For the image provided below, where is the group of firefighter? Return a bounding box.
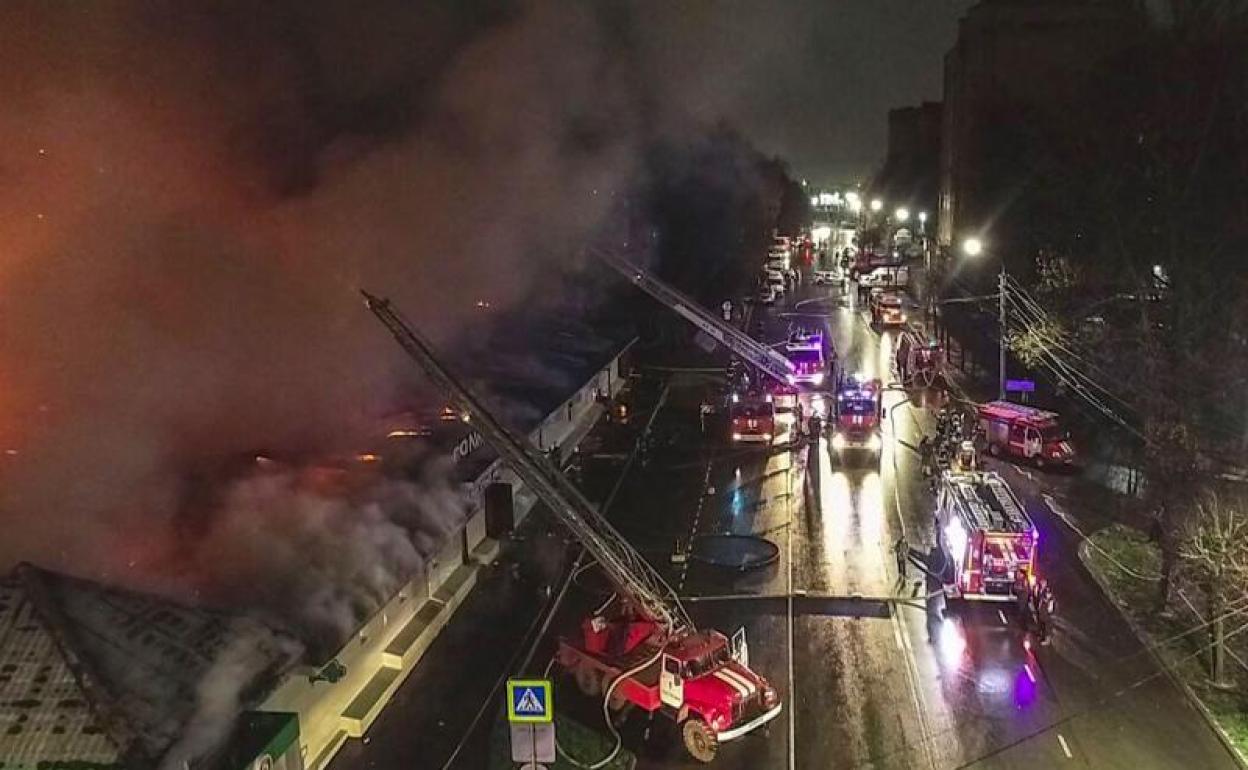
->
[918,404,981,481]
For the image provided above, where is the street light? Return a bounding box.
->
[895,208,910,223]
[958,236,1003,398]
[848,197,863,214]
[869,199,883,213]
[918,211,928,224]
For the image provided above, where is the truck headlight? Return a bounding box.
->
[732,433,743,442]
[763,685,780,707]
[831,433,846,451]
[867,434,882,452]
[811,372,825,385]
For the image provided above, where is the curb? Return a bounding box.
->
[1077,539,1248,769]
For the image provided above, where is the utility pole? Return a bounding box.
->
[998,266,1007,400]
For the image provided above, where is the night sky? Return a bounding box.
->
[661,0,976,184]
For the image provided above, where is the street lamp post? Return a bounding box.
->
[962,237,1007,400]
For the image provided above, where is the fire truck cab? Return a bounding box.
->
[936,470,1038,602]
[976,400,1075,469]
[830,375,883,463]
[729,389,776,444]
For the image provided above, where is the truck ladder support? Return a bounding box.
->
[362,291,692,634]
[595,250,797,387]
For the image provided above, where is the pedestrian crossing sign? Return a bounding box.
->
[506,678,553,724]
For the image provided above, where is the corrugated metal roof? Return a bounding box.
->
[0,564,300,768]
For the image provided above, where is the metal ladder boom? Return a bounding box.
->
[362,291,692,633]
[596,250,797,387]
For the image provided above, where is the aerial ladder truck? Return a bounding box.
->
[363,291,782,763]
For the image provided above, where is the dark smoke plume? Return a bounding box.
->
[0,0,805,682]
[0,0,639,601]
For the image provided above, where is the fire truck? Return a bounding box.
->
[976,400,1076,469]
[869,291,907,328]
[364,293,781,762]
[935,470,1038,603]
[783,329,832,388]
[728,389,775,444]
[829,375,883,463]
[895,329,945,389]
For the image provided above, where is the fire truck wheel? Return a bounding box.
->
[1034,455,1047,470]
[988,443,1001,457]
[681,717,719,763]
[574,662,601,696]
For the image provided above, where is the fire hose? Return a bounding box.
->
[544,625,670,769]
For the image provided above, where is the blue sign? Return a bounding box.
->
[507,679,553,724]
[1005,379,1036,393]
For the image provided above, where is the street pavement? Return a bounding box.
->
[583,276,1240,769]
[333,273,1242,770]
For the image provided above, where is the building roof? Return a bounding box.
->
[377,301,635,484]
[0,563,301,769]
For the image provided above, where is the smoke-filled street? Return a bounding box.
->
[5,3,1248,770]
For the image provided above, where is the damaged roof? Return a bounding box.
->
[0,563,300,769]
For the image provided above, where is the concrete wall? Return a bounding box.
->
[262,342,632,769]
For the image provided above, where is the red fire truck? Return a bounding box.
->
[565,614,779,761]
[729,390,776,444]
[783,329,831,387]
[829,375,883,463]
[976,400,1075,469]
[936,470,1038,602]
[869,291,907,328]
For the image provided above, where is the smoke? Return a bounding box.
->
[0,0,643,587]
[158,617,304,770]
[0,2,823,764]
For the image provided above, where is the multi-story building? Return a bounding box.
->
[938,0,1141,253]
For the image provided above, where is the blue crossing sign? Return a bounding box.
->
[506,678,553,724]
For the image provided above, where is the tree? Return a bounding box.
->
[1180,492,1248,686]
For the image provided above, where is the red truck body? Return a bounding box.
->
[557,616,782,761]
[830,376,882,462]
[977,400,1075,468]
[729,391,776,444]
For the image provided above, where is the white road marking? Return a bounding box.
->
[893,619,904,651]
[1058,733,1073,759]
[998,610,1008,625]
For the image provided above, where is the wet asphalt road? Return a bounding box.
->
[599,278,1239,769]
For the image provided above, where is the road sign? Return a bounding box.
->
[510,722,555,764]
[507,679,553,724]
[1005,378,1036,393]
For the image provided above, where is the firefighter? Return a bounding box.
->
[894,536,909,579]
[919,435,935,478]
[955,440,977,472]
[1032,579,1056,645]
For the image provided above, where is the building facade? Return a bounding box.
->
[938,0,1141,251]
[873,101,942,218]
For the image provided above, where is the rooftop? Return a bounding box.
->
[0,563,300,769]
